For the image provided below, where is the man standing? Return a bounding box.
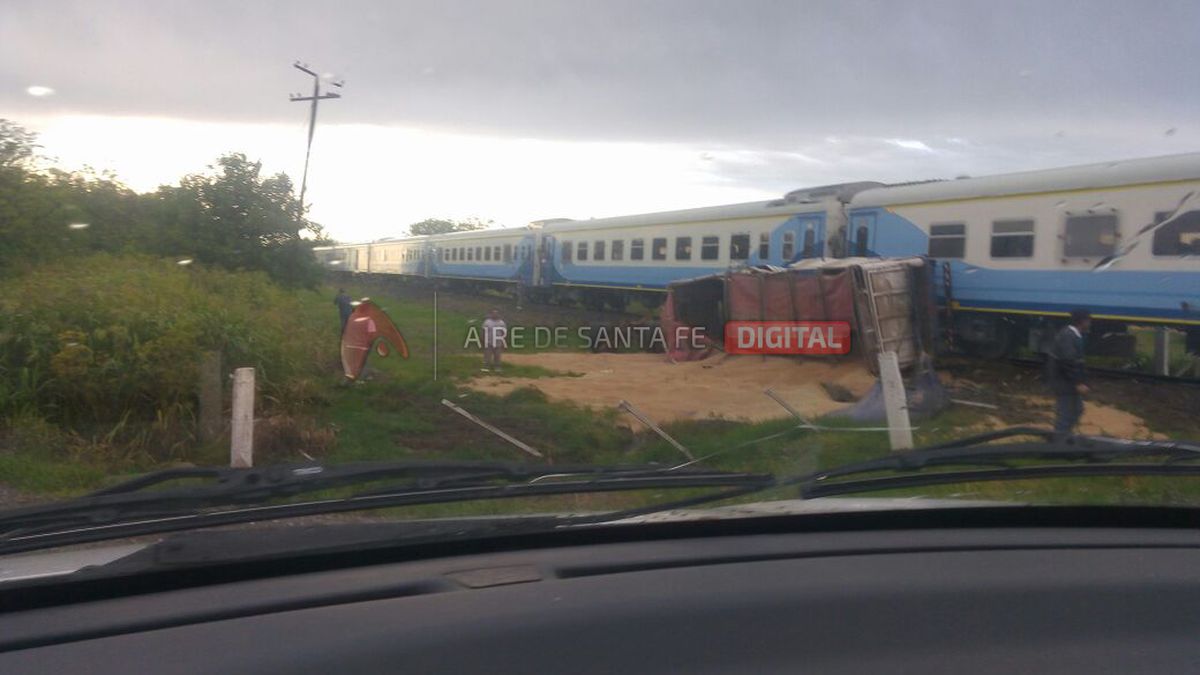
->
[334,289,354,335]
[1048,308,1091,439]
[482,308,507,372]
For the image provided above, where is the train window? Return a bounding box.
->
[561,241,572,263]
[730,234,750,260]
[484,247,492,261]
[473,246,481,261]
[631,238,645,260]
[701,236,719,260]
[612,240,624,261]
[782,231,795,260]
[854,226,869,256]
[594,241,606,261]
[577,241,588,261]
[493,246,501,261]
[503,244,512,263]
[928,223,966,258]
[652,238,667,260]
[1152,210,1200,256]
[990,219,1035,258]
[675,236,693,260]
[758,233,770,259]
[1063,214,1117,257]
[803,225,816,257]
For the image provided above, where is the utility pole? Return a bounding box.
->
[289,61,343,218]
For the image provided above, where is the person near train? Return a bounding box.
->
[482,308,507,372]
[334,288,354,335]
[1047,308,1091,439]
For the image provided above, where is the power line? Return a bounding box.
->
[289,61,343,219]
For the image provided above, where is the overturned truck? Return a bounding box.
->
[663,257,938,374]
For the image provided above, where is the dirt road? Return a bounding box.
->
[469,352,1170,439]
[469,352,878,426]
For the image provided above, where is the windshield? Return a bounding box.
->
[2,0,1200,561]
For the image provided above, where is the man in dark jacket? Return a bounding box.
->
[334,289,354,335]
[1048,308,1091,439]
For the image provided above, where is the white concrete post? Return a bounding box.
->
[231,367,255,468]
[1153,328,1171,376]
[878,351,913,451]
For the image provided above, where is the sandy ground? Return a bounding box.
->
[468,352,1166,439]
[1026,394,1166,439]
[468,352,878,426]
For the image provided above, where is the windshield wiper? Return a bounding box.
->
[0,460,773,555]
[795,427,1200,499]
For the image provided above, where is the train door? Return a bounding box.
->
[794,215,824,261]
[849,212,876,257]
[533,234,551,287]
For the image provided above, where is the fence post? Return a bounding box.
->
[231,367,255,468]
[878,351,913,451]
[197,351,222,443]
[1153,328,1171,376]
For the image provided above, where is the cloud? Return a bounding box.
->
[3,0,1199,146]
[887,139,935,152]
[4,0,1199,238]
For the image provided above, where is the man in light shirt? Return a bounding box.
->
[482,308,507,373]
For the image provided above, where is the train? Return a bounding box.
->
[316,152,1200,357]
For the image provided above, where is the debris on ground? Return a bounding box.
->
[468,353,877,426]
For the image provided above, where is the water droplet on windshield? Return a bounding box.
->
[176,258,193,265]
[68,222,89,230]
[1165,127,1178,137]
[1054,200,1068,209]
[26,85,54,97]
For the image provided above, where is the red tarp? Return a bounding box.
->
[664,268,857,361]
[727,269,855,323]
[660,288,716,362]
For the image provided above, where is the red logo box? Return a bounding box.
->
[724,321,852,355]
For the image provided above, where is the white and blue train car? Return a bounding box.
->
[426,226,538,284]
[537,182,878,308]
[846,153,1200,354]
[318,152,1199,356]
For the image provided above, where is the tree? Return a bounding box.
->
[152,153,323,287]
[407,217,493,236]
[0,119,38,169]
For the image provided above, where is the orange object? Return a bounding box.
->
[340,299,410,380]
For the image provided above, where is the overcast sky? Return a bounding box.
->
[4,0,1198,240]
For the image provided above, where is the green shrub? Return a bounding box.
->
[0,254,332,461]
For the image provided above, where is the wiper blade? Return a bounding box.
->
[0,460,772,555]
[797,427,1200,499]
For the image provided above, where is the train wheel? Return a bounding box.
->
[956,314,1013,359]
[639,293,665,310]
[605,294,628,313]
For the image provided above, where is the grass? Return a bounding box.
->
[4,275,1199,516]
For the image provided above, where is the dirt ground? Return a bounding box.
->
[469,352,879,427]
[469,352,1173,439]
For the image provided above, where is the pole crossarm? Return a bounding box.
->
[288,61,343,218]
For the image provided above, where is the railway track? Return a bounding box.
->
[1002,356,1200,387]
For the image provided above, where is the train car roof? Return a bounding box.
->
[540,197,827,234]
[851,152,1200,208]
[426,226,534,243]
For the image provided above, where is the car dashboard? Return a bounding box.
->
[2,507,1200,674]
